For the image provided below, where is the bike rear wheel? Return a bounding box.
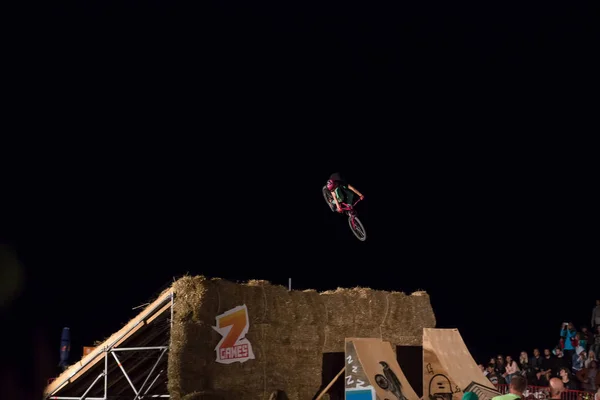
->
[348,215,367,241]
[322,186,335,211]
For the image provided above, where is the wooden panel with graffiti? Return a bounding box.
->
[423,347,461,400]
[345,338,420,400]
[422,329,500,400]
[345,338,376,400]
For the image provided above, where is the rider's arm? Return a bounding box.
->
[348,184,364,198]
[331,190,342,212]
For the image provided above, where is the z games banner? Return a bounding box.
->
[213,304,255,364]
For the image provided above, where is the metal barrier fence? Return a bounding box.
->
[43,379,599,398]
[496,384,596,400]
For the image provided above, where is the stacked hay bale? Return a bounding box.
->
[168,276,435,400]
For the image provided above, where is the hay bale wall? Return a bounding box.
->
[168,276,436,400]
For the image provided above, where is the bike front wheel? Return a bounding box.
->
[348,215,367,241]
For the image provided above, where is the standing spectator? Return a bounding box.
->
[559,367,579,390]
[592,300,600,330]
[593,326,600,357]
[504,355,521,384]
[596,388,600,400]
[583,326,595,351]
[575,332,588,353]
[491,375,527,400]
[562,322,578,367]
[548,377,565,399]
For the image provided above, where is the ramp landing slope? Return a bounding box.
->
[423,328,500,400]
[345,338,420,400]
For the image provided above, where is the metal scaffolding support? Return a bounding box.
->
[136,348,168,399]
[80,373,105,399]
[49,345,170,400]
[47,291,174,400]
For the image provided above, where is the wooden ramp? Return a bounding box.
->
[422,328,499,400]
[345,338,420,400]
[44,288,173,399]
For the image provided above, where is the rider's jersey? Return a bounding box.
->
[333,184,354,204]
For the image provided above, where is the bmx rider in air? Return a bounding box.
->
[325,172,364,213]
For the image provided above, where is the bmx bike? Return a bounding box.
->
[322,186,367,241]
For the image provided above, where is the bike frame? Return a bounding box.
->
[338,198,362,229]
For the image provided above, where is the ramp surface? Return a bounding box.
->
[345,338,420,400]
[423,328,499,400]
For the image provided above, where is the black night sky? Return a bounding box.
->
[0,0,597,398]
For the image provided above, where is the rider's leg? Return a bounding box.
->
[344,190,355,205]
[328,198,336,211]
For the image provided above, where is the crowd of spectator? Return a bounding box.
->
[480,374,600,400]
[478,300,600,394]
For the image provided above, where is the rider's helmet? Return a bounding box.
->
[326,179,337,191]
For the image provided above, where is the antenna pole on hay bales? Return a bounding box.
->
[288,277,291,291]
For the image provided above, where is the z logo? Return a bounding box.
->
[213,305,255,364]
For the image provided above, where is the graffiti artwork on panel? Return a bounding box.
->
[374,361,407,400]
[213,304,255,364]
[427,373,460,400]
[425,362,461,399]
[345,341,376,400]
